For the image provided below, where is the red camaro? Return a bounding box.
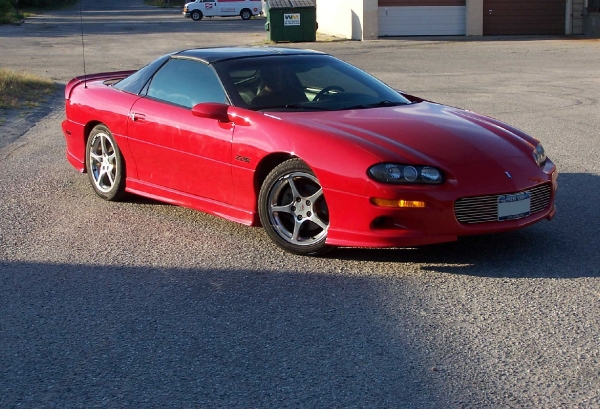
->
[62,47,557,255]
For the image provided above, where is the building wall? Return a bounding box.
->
[466,0,483,35]
[315,0,361,39]
[316,0,569,39]
[315,0,378,40]
[364,0,379,38]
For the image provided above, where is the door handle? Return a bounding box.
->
[130,112,146,122]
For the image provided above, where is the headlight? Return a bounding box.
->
[368,163,444,185]
[532,143,547,166]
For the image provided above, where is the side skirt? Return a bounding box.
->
[125,178,256,227]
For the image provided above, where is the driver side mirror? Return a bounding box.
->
[191,102,251,126]
[192,102,231,122]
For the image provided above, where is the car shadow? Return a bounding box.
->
[330,172,600,279]
[118,173,599,280]
[122,194,165,206]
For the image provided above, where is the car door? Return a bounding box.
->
[199,0,216,17]
[126,57,234,204]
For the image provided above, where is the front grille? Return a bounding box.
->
[454,183,552,224]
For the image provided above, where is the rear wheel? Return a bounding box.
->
[240,9,252,20]
[258,159,331,256]
[191,10,203,21]
[86,124,126,201]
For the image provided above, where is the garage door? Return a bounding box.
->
[379,0,466,36]
[483,0,566,35]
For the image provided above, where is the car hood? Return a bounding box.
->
[274,102,536,168]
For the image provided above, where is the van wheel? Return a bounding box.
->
[240,9,251,20]
[191,10,203,21]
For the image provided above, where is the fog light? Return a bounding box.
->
[371,198,426,208]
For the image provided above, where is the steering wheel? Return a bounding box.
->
[314,86,346,101]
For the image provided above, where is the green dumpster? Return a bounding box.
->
[265,0,317,43]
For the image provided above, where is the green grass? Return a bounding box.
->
[144,0,186,7]
[0,7,23,24]
[0,68,56,110]
[0,0,77,24]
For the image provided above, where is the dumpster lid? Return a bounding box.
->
[266,0,315,9]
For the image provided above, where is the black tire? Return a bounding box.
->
[191,10,203,21]
[240,8,252,20]
[85,124,126,201]
[258,159,331,256]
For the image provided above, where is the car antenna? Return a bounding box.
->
[80,0,87,88]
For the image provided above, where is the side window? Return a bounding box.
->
[147,58,228,108]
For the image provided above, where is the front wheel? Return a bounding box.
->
[258,159,331,256]
[86,124,126,201]
[191,10,203,21]
[240,9,251,20]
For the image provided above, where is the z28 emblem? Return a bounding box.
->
[235,155,251,163]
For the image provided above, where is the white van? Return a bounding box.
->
[183,0,263,21]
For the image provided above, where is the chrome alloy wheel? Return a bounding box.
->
[267,171,329,246]
[89,131,117,193]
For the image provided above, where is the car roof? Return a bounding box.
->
[174,47,326,63]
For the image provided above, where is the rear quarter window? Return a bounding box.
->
[146,58,228,108]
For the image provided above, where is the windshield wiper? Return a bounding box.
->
[285,103,306,109]
[255,104,331,111]
[344,100,409,110]
[285,104,335,111]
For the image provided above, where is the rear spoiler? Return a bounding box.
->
[64,70,137,99]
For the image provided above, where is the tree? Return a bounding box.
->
[0,0,13,15]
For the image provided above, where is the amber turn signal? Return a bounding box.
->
[370,198,426,208]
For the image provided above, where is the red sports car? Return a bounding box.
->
[62,47,557,255]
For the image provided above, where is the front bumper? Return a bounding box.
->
[324,160,558,248]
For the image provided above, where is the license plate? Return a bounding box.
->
[498,191,531,221]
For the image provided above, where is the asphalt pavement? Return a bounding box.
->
[1,1,600,407]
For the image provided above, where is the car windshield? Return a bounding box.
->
[215,54,411,111]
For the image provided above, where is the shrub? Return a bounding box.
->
[0,0,13,15]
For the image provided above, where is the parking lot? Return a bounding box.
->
[1,0,600,407]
